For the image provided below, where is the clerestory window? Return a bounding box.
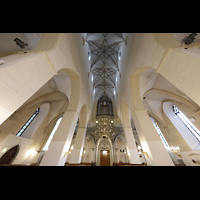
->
[152,118,169,148]
[173,105,200,142]
[42,117,63,151]
[16,108,40,137]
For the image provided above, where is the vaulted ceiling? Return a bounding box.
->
[85,33,124,98]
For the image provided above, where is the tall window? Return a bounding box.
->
[152,118,169,148]
[173,105,200,142]
[16,108,40,137]
[43,117,63,151]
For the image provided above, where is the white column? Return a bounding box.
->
[69,127,86,164]
[132,109,174,166]
[123,127,141,164]
[40,110,79,166]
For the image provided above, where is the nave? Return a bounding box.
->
[0,33,200,166]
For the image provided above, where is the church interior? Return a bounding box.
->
[0,33,200,166]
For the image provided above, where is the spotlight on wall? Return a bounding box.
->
[192,159,199,164]
[181,33,197,46]
[14,38,28,49]
[167,146,180,153]
[143,151,149,158]
[27,149,37,158]
[2,148,7,153]
[64,145,74,157]
[137,145,142,157]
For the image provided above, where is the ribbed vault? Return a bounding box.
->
[86,33,124,97]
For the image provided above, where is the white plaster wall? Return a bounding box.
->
[81,138,95,163]
[0,52,56,125]
[115,143,126,163]
[23,33,42,49]
[0,33,42,53]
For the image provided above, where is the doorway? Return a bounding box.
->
[100,150,110,166]
[0,145,20,165]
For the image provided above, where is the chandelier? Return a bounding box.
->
[95,117,114,139]
[166,146,180,153]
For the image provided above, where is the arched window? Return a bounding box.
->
[172,105,200,142]
[43,117,63,151]
[151,117,169,148]
[16,108,40,137]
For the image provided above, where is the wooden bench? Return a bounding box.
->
[65,162,92,166]
[113,163,147,166]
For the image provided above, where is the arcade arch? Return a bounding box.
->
[114,134,126,163]
[96,135,113,166]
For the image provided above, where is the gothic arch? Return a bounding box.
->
[96,135,113,166]
[59,68,80,112]
[0,145,20,165]
[82,134,95,163]
[33,33,59,52]
[114,134,126,163]
[143,88,199,111]
[130,66,153,110]
[15,91,69,114]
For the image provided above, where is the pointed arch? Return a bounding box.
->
[0,145,20,165]
[130,66,153,110]
[59,68,80,112]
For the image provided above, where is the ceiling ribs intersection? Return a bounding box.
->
[86,33,124,96]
